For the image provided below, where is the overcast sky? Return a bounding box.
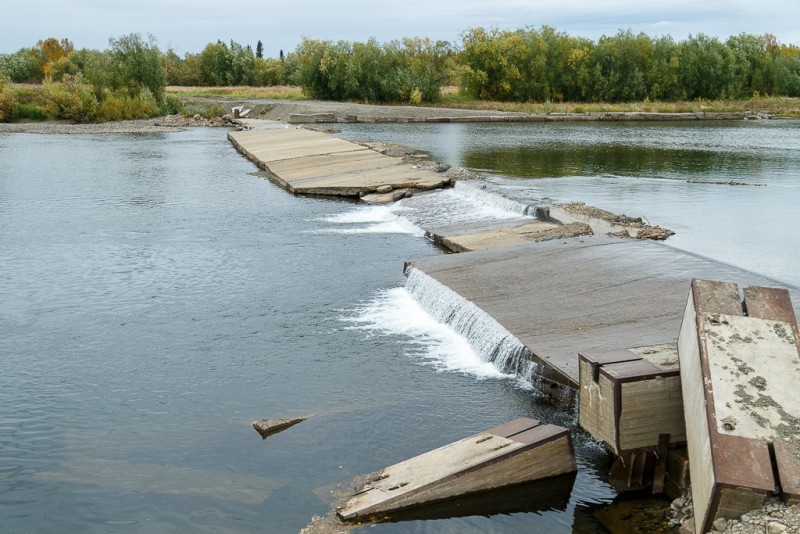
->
[3,0,799,56]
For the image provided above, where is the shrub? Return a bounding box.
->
[160,94,184,115]
[40,74,99,122]
[96,88,159,121]
[0,78,18,122]
[13,104,47,121]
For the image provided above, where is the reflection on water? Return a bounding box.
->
[461,142,768,179]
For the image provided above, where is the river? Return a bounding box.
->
[1,120,798,533]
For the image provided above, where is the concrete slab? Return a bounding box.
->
[230,128,366,164]
[228,128,450,198]
[337,417,575,522]
[405,237,800,387]
[433,221,593,252]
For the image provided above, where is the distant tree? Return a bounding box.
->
[108,33,167,101]
[37,37,74,77]
[0,48,43,83]
[256,40,264,59]
[280,49,284,61]
[677,34,738,99]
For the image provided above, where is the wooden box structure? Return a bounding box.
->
[337,418,576,522]
[678,279,800,534]
[579,344,685,456]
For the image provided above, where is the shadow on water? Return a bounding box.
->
[353,473,577,525]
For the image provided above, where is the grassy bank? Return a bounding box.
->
[165,85,800,118]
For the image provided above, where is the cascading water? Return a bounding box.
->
[318,179,537,236]
[451,181,535,216]
[403,266,540,386]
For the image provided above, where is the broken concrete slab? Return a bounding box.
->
[678,280,800,533]
[432,220,590,252]
[228,128,449,198]
[252,415,312,439]
[337,417,576,522]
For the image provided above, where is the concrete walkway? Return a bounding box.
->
[406,237,800,388]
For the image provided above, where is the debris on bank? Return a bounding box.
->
[156,113,244,128]
[552,202,675,240]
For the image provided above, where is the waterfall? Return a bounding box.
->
[404,266,540,385]
[452,181,535,217]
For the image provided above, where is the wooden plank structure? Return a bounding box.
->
[678,279,800,533]
[228,128,450,197]
[578,344,685,493]
[337,418,576,522]
[579,344,684,456]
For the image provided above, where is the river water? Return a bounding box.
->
[1,120,797,533]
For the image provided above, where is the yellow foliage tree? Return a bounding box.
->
[37,37,75,77]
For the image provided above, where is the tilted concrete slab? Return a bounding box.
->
[432,220,593,252]
[266,150,399,181]
[230,128,366,163]
[337,418,575,522]
[228,128,449,197]
[405,237,800,387]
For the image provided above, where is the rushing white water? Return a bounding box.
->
[346,267,540,388]
[316,205,425,236]
[451,181,534,216]
[318,180,534,236]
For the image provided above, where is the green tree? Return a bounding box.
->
[677,34,738,99]
[256,41,263,59]
[0,48,44,83]
[108,33,167,101]
[773,44,800,96]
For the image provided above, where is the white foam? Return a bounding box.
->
[317,205,424,236]
[320,205,399,224]
[345,287,512,379]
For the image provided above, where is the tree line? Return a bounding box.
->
[1,27,799,122]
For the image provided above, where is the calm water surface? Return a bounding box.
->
[2,120,797,533]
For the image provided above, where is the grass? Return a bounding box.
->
[166,85,307,100]
[434,87,800,117]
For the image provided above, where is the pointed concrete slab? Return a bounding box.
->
[252,415,312,439]
[337,417,576,522]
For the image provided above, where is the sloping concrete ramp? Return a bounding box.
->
[228,128,449,197]
[337,417,575,522]
[406,237,800,388]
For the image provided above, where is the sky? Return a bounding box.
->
[2,0,799,56]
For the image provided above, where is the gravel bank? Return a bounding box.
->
[0,119,183,134]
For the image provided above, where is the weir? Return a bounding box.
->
[406,237,800,389]
[404,267,539,382]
